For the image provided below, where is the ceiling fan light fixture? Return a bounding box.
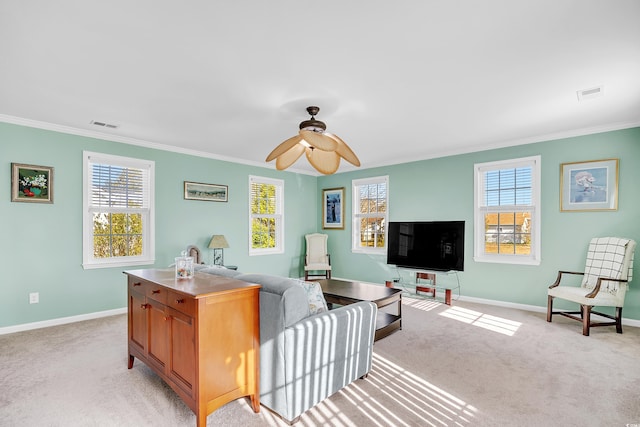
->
[275,143,305,170]
[300,130,338,151]
[305,146,341,175]
[265,105,360,174]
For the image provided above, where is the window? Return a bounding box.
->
[83,151,155,269]
[249,175,284,255]
[474,156,541,265]
[352,176,389,254]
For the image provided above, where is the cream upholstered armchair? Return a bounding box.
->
[547,237,636,336]
[304,233,331,280]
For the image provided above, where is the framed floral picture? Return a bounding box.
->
[11,163,54,204]
[560,158,618,211]
[322,187,345,229]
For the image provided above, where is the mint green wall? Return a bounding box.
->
[318,128,640,320]
[0,122,317,328]
[2,122,638,328]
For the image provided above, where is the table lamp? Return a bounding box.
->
[208,235,229,266]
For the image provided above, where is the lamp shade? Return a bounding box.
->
[208,235,229,249]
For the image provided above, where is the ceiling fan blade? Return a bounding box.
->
[325,133,361,167]
[275,143,305,170]
[265,134,302,162]
[305,147,341,174]
[300,130,338,152]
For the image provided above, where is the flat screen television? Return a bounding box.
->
[386,221,465,271]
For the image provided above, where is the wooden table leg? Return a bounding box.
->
[445,289,452,305]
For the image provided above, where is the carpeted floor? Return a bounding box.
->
[1,296,639,427]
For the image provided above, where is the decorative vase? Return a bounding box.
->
[31,187,42,196]
[175,256,194,279]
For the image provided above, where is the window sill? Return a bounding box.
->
[351,248,386,255]
[83,258,155,270]
[473,255,540,266]
[249,249,284,256]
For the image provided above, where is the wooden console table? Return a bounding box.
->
[317,278,402,341]
[125,269,261,427]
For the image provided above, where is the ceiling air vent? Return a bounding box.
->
[90,120,119,129]
[576,85,603,101]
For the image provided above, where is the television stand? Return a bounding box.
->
[387,269,460,305]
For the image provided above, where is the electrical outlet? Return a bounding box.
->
[29,292,39,304]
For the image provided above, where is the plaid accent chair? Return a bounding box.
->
[547,237,636,336]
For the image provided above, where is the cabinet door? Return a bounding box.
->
[147,299,169,369]
[167,307,196,396]
[129,288,147,353]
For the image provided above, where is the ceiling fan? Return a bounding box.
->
[265,106,361,174]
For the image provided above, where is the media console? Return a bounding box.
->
[387,269,461,305]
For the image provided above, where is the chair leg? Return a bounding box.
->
[327,270,331,279]
[582,305,591,336]
[546,295,553,322]
[615,307,623,334]
[304,272,308,280]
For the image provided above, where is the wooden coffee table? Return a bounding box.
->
[317,279,402,341]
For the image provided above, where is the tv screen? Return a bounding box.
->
[386,221,465,271]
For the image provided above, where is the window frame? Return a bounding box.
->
[82,151,155,269]
[351,175,389,255]
[248,175,284,256]
[473,155,541,265]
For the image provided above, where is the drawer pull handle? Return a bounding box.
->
[133,282,142,287]
[140,303,149,309]
[175,299,185,304]
[152,290,161,294]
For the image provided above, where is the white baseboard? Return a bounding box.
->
[0,307,127,335]
[333,276,640,329]
[455,294,640,328]
[3,281,639,334]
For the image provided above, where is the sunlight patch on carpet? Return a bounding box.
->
[402,296,442,311]
[439,306,521,336]
[304,398,359,426]
[334,353,478,427]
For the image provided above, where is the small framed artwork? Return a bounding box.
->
[560,158,618,212]
[322,187,345,229]
[184,181,228,202]
[11,163,54,204]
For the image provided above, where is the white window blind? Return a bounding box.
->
[83,151,155,269]
[352,176,389,254]
[89,164,149,210]
[474,156,540,265]
[249,175,284,255]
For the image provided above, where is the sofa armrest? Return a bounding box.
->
[277,301,377,421]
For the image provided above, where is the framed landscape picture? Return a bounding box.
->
[322,187,344,229]
[184,181,228,202]
[560,158,618,211]
[11,163,54,203]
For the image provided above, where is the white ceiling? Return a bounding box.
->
[1,1,639,175]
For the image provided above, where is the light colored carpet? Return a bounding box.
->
[1,296,639,427]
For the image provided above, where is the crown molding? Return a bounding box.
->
[0,114,318,176]
[3,113,637,177]
[362,119,640,171]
